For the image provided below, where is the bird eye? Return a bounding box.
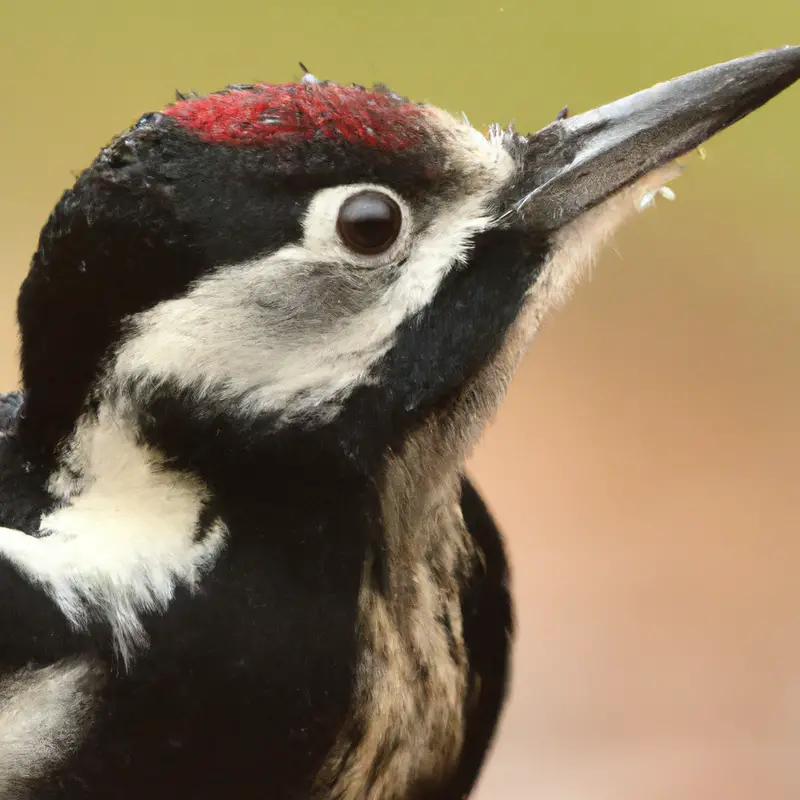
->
[336,191,402,256]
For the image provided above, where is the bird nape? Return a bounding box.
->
[0,46,797,800]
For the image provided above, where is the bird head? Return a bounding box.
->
[16,48,799,478]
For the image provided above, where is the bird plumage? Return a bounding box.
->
[0,48,797,799]
[2,78,520,798]
[0,383,511,798]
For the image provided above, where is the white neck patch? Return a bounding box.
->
[0,404,226,668]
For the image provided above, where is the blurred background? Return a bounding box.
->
[1,1,798,797]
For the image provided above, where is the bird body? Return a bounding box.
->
[0,48,797,799]
[0,381,511,799]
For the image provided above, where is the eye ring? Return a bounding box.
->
[336,190,403,256]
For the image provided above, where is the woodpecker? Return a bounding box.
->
[0,47,797,800]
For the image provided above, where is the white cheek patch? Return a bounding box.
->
[0,406,227,669]
[0,658,103,795]
[111,140,516,426]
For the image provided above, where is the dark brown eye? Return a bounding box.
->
[336,190,402,256]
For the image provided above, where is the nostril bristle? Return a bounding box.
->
[299,61,325,85]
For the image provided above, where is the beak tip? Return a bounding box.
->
[749,44,800,87]
[514,45,799,231]
[773,43,800,64]
[729,46,800,105]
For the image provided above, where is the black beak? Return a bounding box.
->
[511,46,800,231]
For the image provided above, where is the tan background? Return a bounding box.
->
[1,1,799,797]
